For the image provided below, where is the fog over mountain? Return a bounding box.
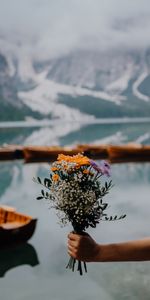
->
[0,0,150,59]
[0,0,150,121]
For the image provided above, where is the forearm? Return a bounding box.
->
[96,238,150,262]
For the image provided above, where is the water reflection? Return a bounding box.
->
[0,243,39,278]
[0,123,150,299]
[0,122,150,147]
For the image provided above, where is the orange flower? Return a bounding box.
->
[63,165,68,170]
[51,167,59,171]
[75,165,81,169]
[52,174,59,182]
[83,169,94,176]
[83,169,90,174]
[57,154,68,162]
[57,153,90,167]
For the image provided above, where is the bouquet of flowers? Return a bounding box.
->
[34,153,126,275]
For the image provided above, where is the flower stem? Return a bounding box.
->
[77,260,83,275]
[66,256,87,275]
[66,229,88,275]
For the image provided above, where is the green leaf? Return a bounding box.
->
[90,223,96,228]
[36,196,43,200]
[37,177,42,184]
[108,180,112,187]
[101,203,108,211]
[41,189,45,196]
[44,178,51,188]
[120,214,126,219]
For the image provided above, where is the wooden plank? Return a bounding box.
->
[108,144,150,163]
[0,145,24,161]
[0,144,150,163]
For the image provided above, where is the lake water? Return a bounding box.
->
[0,121,150,300]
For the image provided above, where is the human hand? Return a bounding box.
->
[67,232,100,262]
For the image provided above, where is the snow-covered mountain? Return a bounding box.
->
[1,45,150,121]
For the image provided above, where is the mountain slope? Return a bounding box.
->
[0,53,44,121]
[1,48,150,121]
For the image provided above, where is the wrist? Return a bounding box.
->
[92,243,103,262]
[93,243,116,262]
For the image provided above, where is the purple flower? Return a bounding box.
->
[90,159,111,177]
[90,160,102,173]
[100,160,111,177]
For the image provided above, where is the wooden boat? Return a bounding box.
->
[23,146,80,163]
[77,144,108,159]
[0,243,39,277]
[108,144,150,163]
[0,145,24,161]
[23,144,109,163]
[0,206,37,248]
[1,143,150,163]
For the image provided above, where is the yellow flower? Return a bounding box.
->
[52,174,59,182]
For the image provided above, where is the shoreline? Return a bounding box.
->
[1,117,150,129]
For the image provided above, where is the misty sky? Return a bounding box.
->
[0,0,150,60]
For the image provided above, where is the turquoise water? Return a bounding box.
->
[0,122,150,300]
[0,121,150,146]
